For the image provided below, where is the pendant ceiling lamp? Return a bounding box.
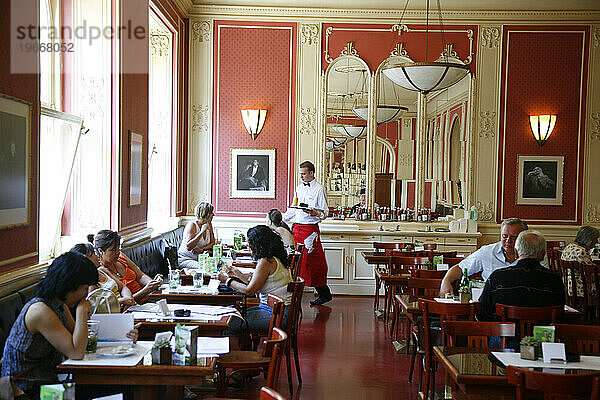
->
[352,105,409,124]
[332,125,367,138]
[382,0,470,94]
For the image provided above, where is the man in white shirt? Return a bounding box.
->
[283,161,332,306]
[439,217,529,296]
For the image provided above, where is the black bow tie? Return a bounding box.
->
[303,182,310,187]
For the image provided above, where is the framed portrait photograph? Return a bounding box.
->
[129,131,143,206]
[230,148,275,199]
[517,155,564,206]
[0,94,32,229]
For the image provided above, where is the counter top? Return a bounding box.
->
[319,220,481,237]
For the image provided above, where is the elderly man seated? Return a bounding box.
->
[439,218,529,296]
[478,230,565,321]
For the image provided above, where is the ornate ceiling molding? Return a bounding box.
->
[480,26,500,49]
[188,6,600,23]
[301,24,319,46]
[192,20,211,43]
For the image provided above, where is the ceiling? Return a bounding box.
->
[191,0,600,11]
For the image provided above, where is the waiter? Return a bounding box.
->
[284,160,332,306]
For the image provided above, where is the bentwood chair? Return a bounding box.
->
[383,256,430,324]
[495,303,563,338]
[559,259,586,311]
[289,244,304,281]
[260,386,288,400]
[425,250,458,259]
[582,264,600,324]
[423,243,437,250]
[282,278,305,394]
[418,299,480,399]
[547,248,563,273]
[507,366,600,400]
[443,321,516,349]
[553,324,600,354]
[373,242,398,312]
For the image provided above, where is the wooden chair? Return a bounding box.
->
[495,303,563,338]
[558,259,586,311]
[373,242,398,252]
[426,250,458,259]
[412,269,446,279]
[383,256,430,324]
[547,240,567,250]
[290,244,304,281]
[547,248,563,273]
[507,365,600,400]
[443,321,516,349]
[373,242,397,312]
[423,243,437,250]
[553,324,600,354]
[418,299,480,399]
[582,264,600,324]
[260,386,288,400]
[216,326,287,396]
[281,278,305,394]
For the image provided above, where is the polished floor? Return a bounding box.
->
[201,296,436,400]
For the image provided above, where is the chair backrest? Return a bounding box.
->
[289,249,302,281]
[443,321,516,349]
[407,277,442,299]
[507,365,600,400]
[266,294,285,340]
[389,256,431,274]
[442,257,465,267]
[260,386,288,400]
[412,269,447,279]
[390,250,428,258]
[495,303,563,338]
[262,327,288,388]
[554,324,600,354]
[373,242,398,252]
[582,264,600,324]
[284,278,305,336]
[547,248,562,274]
[558,259,586,309]
[426,250,458,259]
[423,243,437,250]
[419,299,481,348]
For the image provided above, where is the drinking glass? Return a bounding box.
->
[169,269,180,289]
[193,272,203,288]
[87,320,100,353]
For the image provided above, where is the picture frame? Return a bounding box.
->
[0,94,32,229]
[517,155,564,206]
[230,148,275,199]
[129,131,143,206]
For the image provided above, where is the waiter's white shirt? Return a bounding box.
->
[283,179,329,225]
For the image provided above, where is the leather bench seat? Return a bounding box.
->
[121,226,184,278]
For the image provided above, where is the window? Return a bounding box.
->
[148,9,176,230]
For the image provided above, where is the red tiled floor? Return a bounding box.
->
[201,296,439,399]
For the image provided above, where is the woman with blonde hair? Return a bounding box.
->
[178,202,216,268]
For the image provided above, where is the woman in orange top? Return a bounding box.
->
[89,230,163,303]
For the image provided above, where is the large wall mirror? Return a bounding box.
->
[321,48,473,214]
[324,55,371,208]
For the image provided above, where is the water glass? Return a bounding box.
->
[87,320,100,353]
[193,272,204,288]
[169,269,180,289]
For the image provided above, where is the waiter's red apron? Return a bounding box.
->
[292,223,328,287]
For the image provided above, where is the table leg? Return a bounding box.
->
[132,385,184,400]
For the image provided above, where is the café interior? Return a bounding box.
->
[1,0,600,399]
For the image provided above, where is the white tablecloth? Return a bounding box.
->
[61,342,152,367]
[492,351,600,370]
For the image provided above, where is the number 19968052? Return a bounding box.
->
[20,42,74,52]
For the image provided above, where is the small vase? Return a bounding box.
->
[520,345,536,360]
[152,347,172,365]
[459,292,471,303]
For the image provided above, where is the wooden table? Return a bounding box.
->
[58,347,219,400]
[147,292,244,306]
[135,315,231,340]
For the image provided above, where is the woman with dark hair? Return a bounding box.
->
[71,243,135,308]
[1,252,136,399]
[266,209,295,254]
[218,225,292,336]
[90,230,163,303]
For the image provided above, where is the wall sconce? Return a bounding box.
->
[529,114,556,146]
[241,109,267,140]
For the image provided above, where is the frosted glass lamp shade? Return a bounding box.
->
[241,109,267,140]
[529,115,556,146]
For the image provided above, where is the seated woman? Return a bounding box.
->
[0,252,138,399]
[218,225,292,337]
[71,243,135,309]
[178,202,216,268]
[90,230,163,303]
[561,225,600,296]
[266,208,295,254]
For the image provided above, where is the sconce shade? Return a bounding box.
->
[529,114,556,146]
[352,105,408,124]
[332,125,366,138]
[382,55,470,95]
[241,109,267,140]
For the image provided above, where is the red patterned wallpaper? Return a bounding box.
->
[322,23,477,73]
[213,21,297,217]
[0,0,40,270]
[498,26,589,224]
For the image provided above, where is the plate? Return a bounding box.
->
[94,345,137,358]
